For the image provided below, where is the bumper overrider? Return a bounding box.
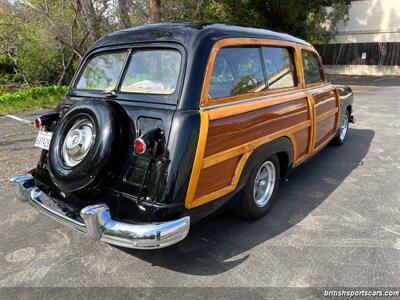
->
[10,174,190,249]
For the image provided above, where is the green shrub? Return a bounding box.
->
[17,28,74,85]
[0,85,68,113]
[0,54,15,75]
[0,84,8,94]
[11,73,24,83]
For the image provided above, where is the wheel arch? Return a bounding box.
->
[237,136,294,191]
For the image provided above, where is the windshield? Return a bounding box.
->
[75,49,181,95]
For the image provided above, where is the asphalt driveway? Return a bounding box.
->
[0,84,399,296]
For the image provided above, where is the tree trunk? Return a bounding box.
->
[80,0,101,41]
[57,52,76,85]
[150,0,161,22]
[117,0,131,28]
[57,31,89,85]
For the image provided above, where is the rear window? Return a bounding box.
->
[120,50,181,95]
[76,52,127,91]
[75,49,182,96]
[209,47,265,99]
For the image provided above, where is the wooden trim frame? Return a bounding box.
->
[184,38,340,209]
[310,89,341,155]
[200,38,303,107]
[298,47,329,88]
[185,111,209,208]
[297,44,341,156]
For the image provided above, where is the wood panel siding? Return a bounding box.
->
[315,114,336,148]
[194,156,241,198]
[186,92,313,208]
[184,38,340,209]
[314,91,337,116]
[293,127,309,158]
[315,97,337,116]
[307,83,340,151]
[204,98,309,157]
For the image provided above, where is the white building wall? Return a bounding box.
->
[333,0,400,43]
[323,0,400,75]
[325,65,400,76]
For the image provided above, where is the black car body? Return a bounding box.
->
[11,23,354,249]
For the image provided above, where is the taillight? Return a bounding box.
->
[133,128,165,156]
[35,112,60,129]
[134,138,147,154]
[35,118,42,129]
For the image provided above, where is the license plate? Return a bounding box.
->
[34,130,53,150]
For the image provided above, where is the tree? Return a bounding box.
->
[117,0,131,28]
[0,0,350,86]
[150,0,161,22]
[80,0,101,42]
[162,0,350,44]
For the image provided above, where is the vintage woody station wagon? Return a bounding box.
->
[11,23,354,249]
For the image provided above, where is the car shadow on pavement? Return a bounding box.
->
[118,128,374,275]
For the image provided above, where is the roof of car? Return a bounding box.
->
[89,22,312,52]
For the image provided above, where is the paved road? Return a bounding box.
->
[0,86,399,292]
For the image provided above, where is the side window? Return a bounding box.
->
[302,51,325,85]
[262,47,297,89]
[209,47,265,99]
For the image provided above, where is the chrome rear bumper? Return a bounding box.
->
[10,174,190,249]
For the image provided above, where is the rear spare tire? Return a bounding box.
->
[48,100,121,192]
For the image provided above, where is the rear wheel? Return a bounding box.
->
[234,155,280,220]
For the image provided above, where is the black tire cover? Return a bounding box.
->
[48,100,121,192]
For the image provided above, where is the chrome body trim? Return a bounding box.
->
[339,92,353,100]
[10,174,190,249]
[30,187,87,232]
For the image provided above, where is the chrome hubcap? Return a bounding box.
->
[339,114,349,141]
[253,161,276,207]
[62,119,94,167]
